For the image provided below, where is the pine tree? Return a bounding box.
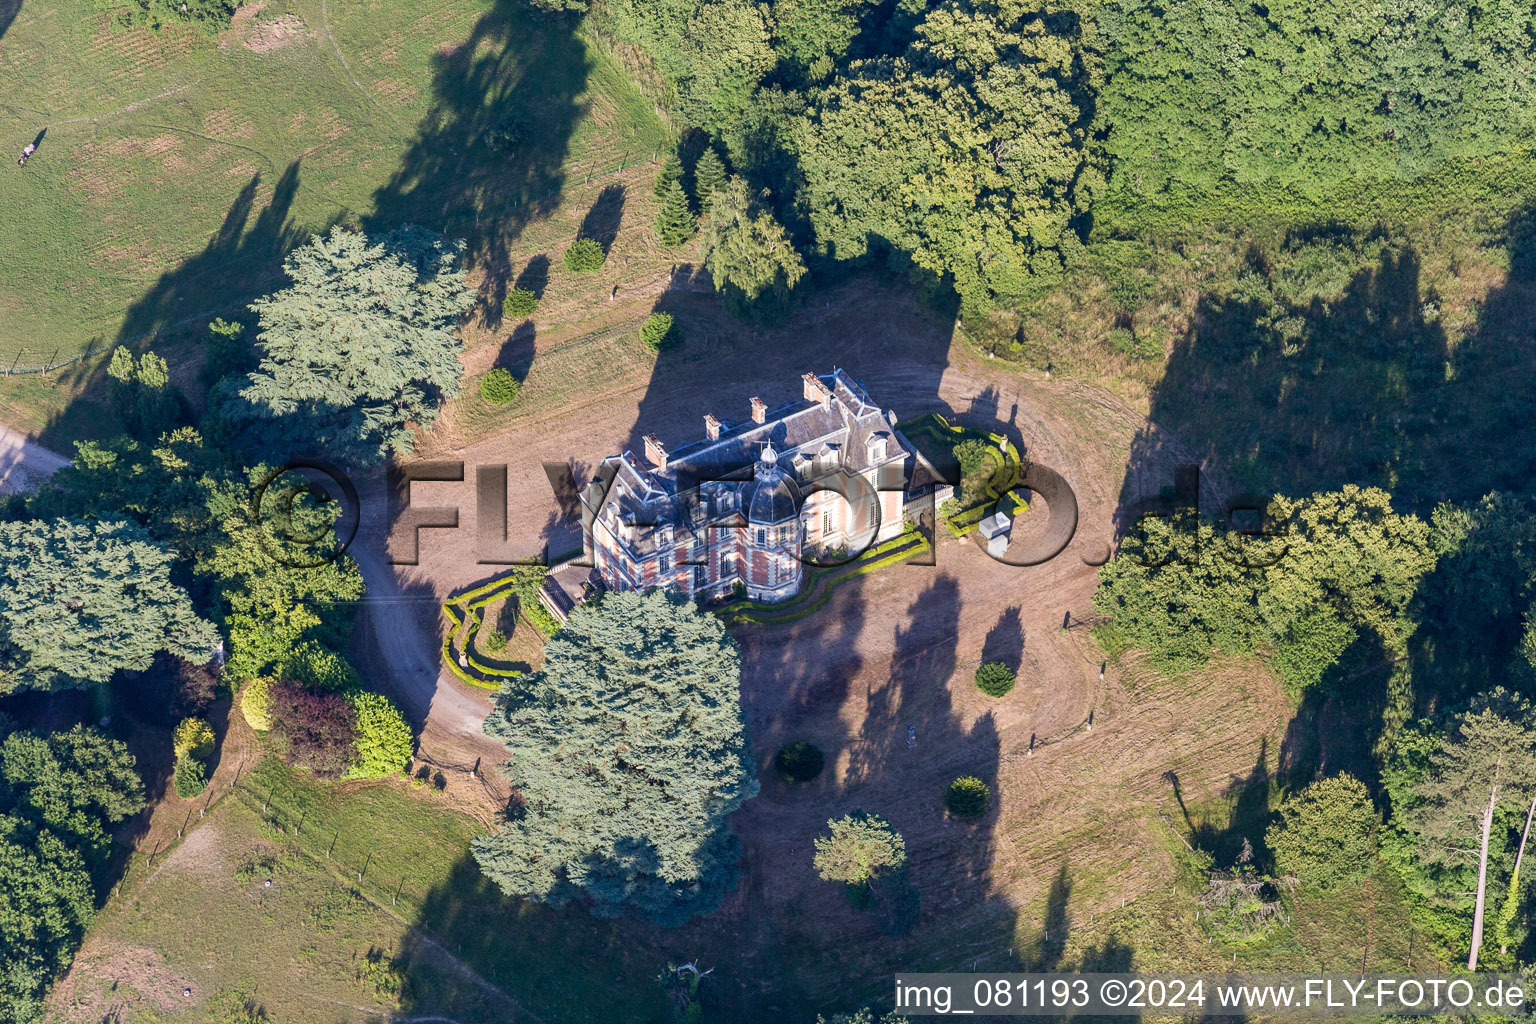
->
[655,178,698,247]
[229,226,476,465]
[471,590,758,925]
[691,147,729,209]
[652,153,683,198]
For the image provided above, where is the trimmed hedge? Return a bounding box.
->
[345,691,414,779]
[240,678,274,732]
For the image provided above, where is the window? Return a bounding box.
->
[755,528,766,546]
[822,508,832,536]
[867,496,879,531]
[693,565,706,590]
[659,550,671,573]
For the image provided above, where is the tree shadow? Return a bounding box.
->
[365,0,588,261]
[495,321,536,381]
[513,253,550,298]
[982,607,1025,673]
[0,0,18,44]
[578,184,626,253]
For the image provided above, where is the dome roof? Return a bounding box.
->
[748,444,800,524]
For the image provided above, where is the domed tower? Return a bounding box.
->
[745,442,803,602]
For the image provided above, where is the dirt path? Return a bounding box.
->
[0,420,68,493]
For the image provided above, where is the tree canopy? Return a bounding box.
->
[0,519,219,694]
[229,226,475,465]
[472,590,758,925]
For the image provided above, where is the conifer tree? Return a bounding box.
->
[655,178,698,247]
[692,147,729,208]
[652,153,683,198]
[472,590,758,925]
[230,226,476,465]
[0,519,219,694]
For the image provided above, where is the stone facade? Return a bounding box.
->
[581,370,917,603]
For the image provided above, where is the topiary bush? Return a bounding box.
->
[240,678,274,732]
[774,741,825,782]
[974,661,1016,697]
[564,237,605,272]
[503,288,538,319]
[174,755,208,798]
[345,691,414,779]
[480,367,520,406]
[482,628,509,653]
[945,776,990,817]
[173,717,216,760]
[640,311,677,352]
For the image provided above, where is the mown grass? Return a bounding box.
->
[0,0,669,367]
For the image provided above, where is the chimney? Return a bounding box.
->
[750,397,766,424]
[643,433,668,469]
[803,373,832,407]
[704,413,722,441]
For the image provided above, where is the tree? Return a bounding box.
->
[640,312,676,352]
[797,3,1098,316]
[655,178,698,247]
[0,519,218,694]
[0,725,143,1023]
[692,147,729,207]
[230,226,475,465]
[973,662,1015,697]
[814,811,906,886]
[563,238,605,272]
[702,178,807,323]
[173,755,208,799]
[775,741,825,782]
[818,1012,910,1024]
[1386,690,1536,968]
[172,718,216,760]
[945,777,990,817]
[1266,774,1377,888]
[503,288,538,319]
[472,590,758,925]
[772,0,879,83]
[345,692,413,779]
[480,368,520,405]
[270,682,358,779]
[1094,487,1435,701]
[200,470,364,681]
[0,820,94,1024]
[98,0,237,30]
[953,438,993,478]
[653,153,684,198]
[106,347,179,440]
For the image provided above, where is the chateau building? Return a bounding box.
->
[580,370,919,603]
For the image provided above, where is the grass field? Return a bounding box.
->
[0,0,669,368]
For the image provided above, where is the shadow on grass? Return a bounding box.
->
[0,0,17,43]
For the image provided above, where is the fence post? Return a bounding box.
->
[45,346,58,373]
[359,850,372,882]
[7,350,21,375]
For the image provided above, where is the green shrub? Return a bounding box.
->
[482,628,508,653]
[204,988,268,1024]
[974,661,1015,697]
[280,641,359,693]
[172,717,216,760]
[774,741,825,782]
[1265,773,1377,888]
[503,288,538,319]
[357,948,408,1001]
[480,367,520,406]
[173,755,208,798]
[345,691,414,779]
[640,311,676,352]
[945,776,990,817]
[240,678,274,732]
[953,438,993,477]
[564,238,605,272]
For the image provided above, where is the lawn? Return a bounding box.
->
[0,0,669,370]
